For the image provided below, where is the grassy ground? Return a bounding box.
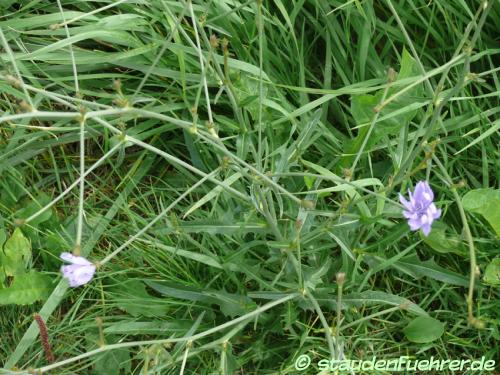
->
[0,0,499,374]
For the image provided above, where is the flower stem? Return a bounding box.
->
[431,154,483,328]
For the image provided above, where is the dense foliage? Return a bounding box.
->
[0,0,498,373]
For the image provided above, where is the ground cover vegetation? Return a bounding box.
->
[0,0,499,373]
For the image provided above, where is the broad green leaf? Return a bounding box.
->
[351,93,379,125]
[1,228,31,276]
[403,316,444,343]
[0,11,93,29]
[208,290,257,318]
[421,222,467,255]
[302,259,331,291]
[394,255,469,287]
[147,281,257,318]
[94,348,131,375]
[139,239,222,269]
[146,280,208,302]
[154,219,268,235]
[483,258,500,285]
[0,271,53,305]
[340,290,428,316]
[19,31,140,60]
[104,321,193,335]
[462,188,500,236]
[110,280,169,317]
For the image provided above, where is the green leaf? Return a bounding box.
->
[394,255,469,287]
[0,271,53,305]
[138,239,222,269]
[154,219,268,235]
[0,228,7,249]
[483,258,500,285]
[302,259,331,291]
[147,281,257,318]
[146,280,209,302]
[15,193,52,226]
[342,48,423,168]
[232,73,268,119]
[304,175,316,190]
[421,222,467,255]
[340,290,428,316]
[220,342,238,375]
[1,228,31,276]
[208,290,257,318]
[0,169,26,207]
[462,188,500,236]
[110,280,169,317]
[183,173,242,218]
[104,321,193,335]
[0,0,16,8]
[41,233,70,269]
[403,316,444,343]
[94,348,131,375]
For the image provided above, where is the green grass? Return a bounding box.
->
[0,0,499,374]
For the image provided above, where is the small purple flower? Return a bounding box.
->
[399,181,441,236]
[60,252,96,287]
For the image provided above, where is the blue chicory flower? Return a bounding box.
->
[60,252,96,287]
[399,181,441,236]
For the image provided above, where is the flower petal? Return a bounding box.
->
[408,218,422,231]
[399,180,440,235]
[413,181,434,204]
[421,224,432,236]
[420,214,429,224]
[399,194,414,212]
[428,204,441,219]
[403,210,413,219]
[61,264,96,287]
[60,252,93,266]
[71,265,96,287]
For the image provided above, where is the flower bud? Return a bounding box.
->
[336,272,346,286]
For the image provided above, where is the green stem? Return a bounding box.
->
[0,27,35,109]
[306,290,336,360]
[335,279,344,359]
[256,0,264,170]
[187,0,214,126]
[431,154,482,328]
[75,117,85,250]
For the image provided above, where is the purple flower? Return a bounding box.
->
[60,252,96,287]
[399,181,441,236]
